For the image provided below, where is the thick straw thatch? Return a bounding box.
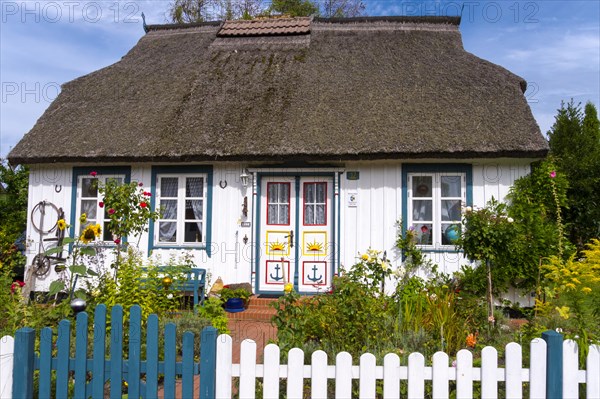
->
[8,16,548,164]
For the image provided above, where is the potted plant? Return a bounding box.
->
[220,286,252,312]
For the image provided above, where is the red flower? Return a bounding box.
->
[143,191,152,197]
[99,201,104,208]
[138,182,144,187]
[421,225,429,233]
[114,238,121,245]
[10,280,25,294]
[140,202,148,208]
[108,208,115,215]
[90,171,97,177]
[550,171,557,178]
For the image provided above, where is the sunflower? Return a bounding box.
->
[57,219,68,231]
[80,224,102,244]
[79,213,87,224]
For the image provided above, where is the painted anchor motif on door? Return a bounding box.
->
[258,176,333,294]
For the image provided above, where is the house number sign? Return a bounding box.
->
[346,171,360,180]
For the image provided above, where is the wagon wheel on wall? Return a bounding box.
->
[30,201,61,276]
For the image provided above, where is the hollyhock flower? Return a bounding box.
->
[138,182,144,187]
[114,238,121,245]
[108,208,115,215]
[10,280,25,294]
[99,201,104,208]
[90,171,97,177]
[143,191,152,196]
[550,171,556,178]
[421,225,429,233]
[140,202,148,208]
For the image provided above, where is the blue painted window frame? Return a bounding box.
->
[401,164,472,253]
[149,166,213,256]
[70,166,131,246]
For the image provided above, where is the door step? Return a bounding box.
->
[226,296,279,321]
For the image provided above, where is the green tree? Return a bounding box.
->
[0,159,28,277]
[268,0,318,17]
[320,0,365,17]
[548,100,600,249]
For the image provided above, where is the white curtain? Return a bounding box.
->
[159,178,178,242]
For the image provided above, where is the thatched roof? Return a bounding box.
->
[8,16,548,165]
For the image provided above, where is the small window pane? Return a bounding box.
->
[315,204,326,224]
[268,205,278,224]
[316,184,326,203]
[412,223,433,245]
[184,222,202,243]
[186,177,203,197]
[81,178,97,197]
[441,200,462,221]
[185,200,203,220]
[412,176,432,198]
[441,176,461,197]
[103,224,113,242]
[161,178,179,197]
[268,184,278,203]
[304,205,314,225]
[305,184,315,203]
[412,200,432,221]
[160,200,177,219]
[80,200,97,220]
[279,184,290,202]
[279,205,289,224]
[159,222,177,242]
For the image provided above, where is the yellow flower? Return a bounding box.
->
[79,213,87,224]
[556,306,570,319]
[582,287,592,294]
[57,219,67,231]
[80,224,102,244]
[284,282,293,293]
[361,253,369,261]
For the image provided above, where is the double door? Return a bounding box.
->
[257,175,333,294]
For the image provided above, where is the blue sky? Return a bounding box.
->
[1,1,599,160]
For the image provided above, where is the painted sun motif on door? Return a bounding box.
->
[257,176,334,293]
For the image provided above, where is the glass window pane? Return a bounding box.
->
[268,205,278,224]
[279,184,289,203]
[412,176,432,198]
[268,184,278,203]
[412,200,432,221]
[184,222,202,243]
[159,222,177,242]
[316,183,326,203]
[160,177,178,197]
[412,223,433,245]
[315,204,326,224]
[160,200,177,219]
[305,184,315,203]
[186,177,203,197]
[103,223,113,242]
[80,200,97,220]
[185,200,203,220]
[81,178,97,197]
[441,176,461,197]
[441,200,462,221]
[304,205,314,225]
[279,205,289,224]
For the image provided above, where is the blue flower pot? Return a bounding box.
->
[224,297,245,313]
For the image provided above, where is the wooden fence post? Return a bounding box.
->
[12,328,35,399]
[542,329,563,399]
[199,326,217,399]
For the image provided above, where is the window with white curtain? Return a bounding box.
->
[155,174,207,245]
[76,175,124,242]
[408,173,465,247]
[303,182,327,225]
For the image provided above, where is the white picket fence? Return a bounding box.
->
[216,335,600,399]
[0,335,15,399]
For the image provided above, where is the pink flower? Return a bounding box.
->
[99,201,104,208]
[550,171,556,178]
[114,238,121,245]
[108,208,115,215]
[140,202,148,208]
[421,225,429,233]
[90,171,97,177]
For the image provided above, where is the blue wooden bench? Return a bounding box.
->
[149,267,207,310]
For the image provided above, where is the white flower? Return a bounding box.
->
[381,261,389,271]
[167,293,173,299]
[465,206,473,212]
[507,217,514,223]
